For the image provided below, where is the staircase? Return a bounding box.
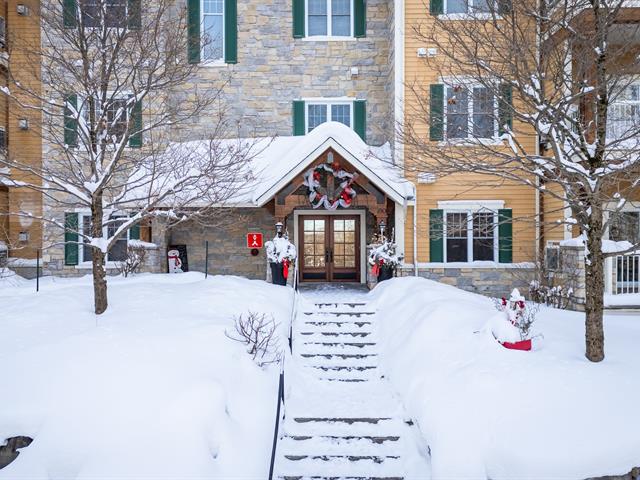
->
[274,299,429,480]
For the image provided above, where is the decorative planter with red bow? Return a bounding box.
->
[500,339,532,351]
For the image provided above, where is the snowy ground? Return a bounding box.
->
[0,272,292,479]
[369,277,640,480]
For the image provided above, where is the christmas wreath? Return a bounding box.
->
[302,161,358,210]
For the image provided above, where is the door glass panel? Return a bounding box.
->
[345,219,355,230]
[333,217,357,273]
[334,219,345,231]
[345,231,355,243]
[345,258,355,268]
[345,244,355,255]
[334,244,345,255]
[303,218,326,270]
[334,231,345,243]
[334,257,345,267]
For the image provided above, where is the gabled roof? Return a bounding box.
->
[249,122,413,206]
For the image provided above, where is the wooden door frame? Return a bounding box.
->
[294,209,367,284]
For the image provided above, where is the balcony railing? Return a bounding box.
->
[615,253,640,295]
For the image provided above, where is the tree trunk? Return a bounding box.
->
[92,248,108,315]
[91,198,108,315]
[584,207,605,362]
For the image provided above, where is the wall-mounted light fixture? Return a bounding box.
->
[16,4,30,15]
[18,231,29,242]
[18,118,29,130]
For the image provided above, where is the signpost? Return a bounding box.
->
[247,233,263,249]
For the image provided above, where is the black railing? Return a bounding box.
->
[268,257,298,480]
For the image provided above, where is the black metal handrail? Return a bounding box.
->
[268,257,298,480]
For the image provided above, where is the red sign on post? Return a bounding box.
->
[247,232,263,249]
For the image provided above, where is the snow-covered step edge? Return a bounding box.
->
[283,418,405,437]
[275,455,404,477]
[278,435,402,456]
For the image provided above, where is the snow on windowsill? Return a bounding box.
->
[604,293,640,307]
[75,261,123,269]
[438,137,505,147]
[560,235,636,254]
[403,261,535,269]
[301,36,357,42]
[438,12,502,20]
[200,59,229,68]
[129,239,158,249]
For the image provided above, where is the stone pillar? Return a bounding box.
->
[151,217,170,274]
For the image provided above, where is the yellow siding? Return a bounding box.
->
[403,2,538,264]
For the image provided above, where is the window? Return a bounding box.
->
[0,17,6,48]
[81,0,127,28]
[445,210,497,262]
[610,211,640,245]
[80,214,129,263]
[202,0,224,61]
[0,127,6,152]
[446,85,496,140]
[445,0,492,14]
[607,80,640,140]
[82,95,130,142]
[306,101,352,132]
[307,0,352,37]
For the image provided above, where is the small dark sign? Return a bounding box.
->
[167,245,189,273]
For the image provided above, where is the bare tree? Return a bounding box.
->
[0,0,259,314]
[402,0,640,361]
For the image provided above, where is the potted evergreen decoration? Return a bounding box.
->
[489,289,539,351]
[368,225,402,283]
[265,223,297,286]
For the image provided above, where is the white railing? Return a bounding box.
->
[615,253,640,295]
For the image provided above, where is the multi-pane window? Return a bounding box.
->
[607,81,640,140]
[81,215,129,262]
[104,98,129,140]
[308,0,352,37]
[81,0,127,28]
[307,102,351,132]
[446,212,468,262]
[202,0,224,61]
[446,85,496,140]
[445,0,492,14]
[610,211,640,245]
[472,212,495,260]
[445,211,497,262]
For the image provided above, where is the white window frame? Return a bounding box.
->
[442,0,497,18]
[305,0,354,39]
[78,212,131,264]
[201,0,225,63]
[78,92,133,149]
[0,16,6,48]
[443,82,499,141]
[438,200,503,263]
[81,0,129,28]
[305,99,353,133]
[607,77,640,141]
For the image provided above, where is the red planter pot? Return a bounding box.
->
[501,339,532,351]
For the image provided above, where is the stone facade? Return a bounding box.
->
[548,245,587,311]
[398,265,535,300]
[175,0,394,147]
[168,208,277,279]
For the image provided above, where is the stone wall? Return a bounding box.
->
[548,245,587,311]
[174,0,394,147]
[167,208,276,279]
[397,265,535,300]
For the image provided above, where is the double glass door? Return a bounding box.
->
[299,216,360,282]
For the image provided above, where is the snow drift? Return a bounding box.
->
[370,277,640,480]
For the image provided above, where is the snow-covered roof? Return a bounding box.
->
[163,122,414,208]
[246,122,414,206]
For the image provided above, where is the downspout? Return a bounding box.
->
[413,193,418,276]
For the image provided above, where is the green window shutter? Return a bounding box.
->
[498,209,513,263]
[129,98,142,148]
[429,84,444,141]
[187,0,201,64]
[63,0,77,28]
[64,212,79,266]
[128,0,141,29]
[353,100,366,142]
[224,0,237,63]
[429,209,444,262]
[293,0,305,38]
[129,223,140,240]
[498,0,512,15]
[430,0,444,15]
[354,0,366,38]
[499,84,513,135]
[64,94,78,147]
[292,101,305,136]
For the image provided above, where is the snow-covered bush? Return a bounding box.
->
[368,230,403,276]
[226,311,282,367]
[492,288,540,342]
[529,280,574,310]
[265,236,297,264]
[115,244,147,278]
